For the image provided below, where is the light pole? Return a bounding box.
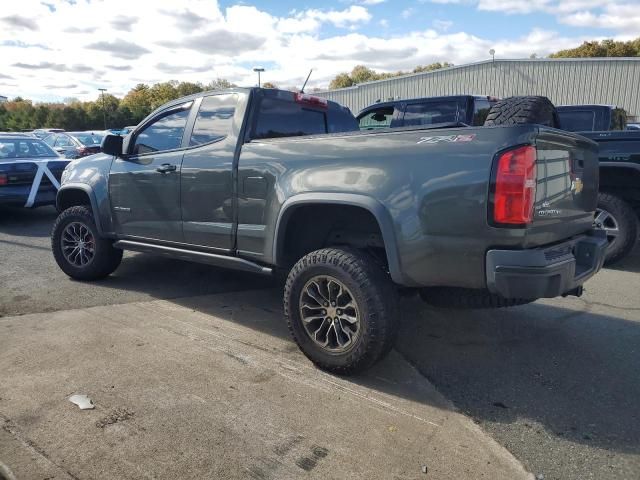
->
[98,88,107,130]
[253,67,265,88]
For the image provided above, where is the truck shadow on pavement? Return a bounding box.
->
[96,256,640,461]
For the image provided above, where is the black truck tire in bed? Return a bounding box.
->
[484,96,559,128]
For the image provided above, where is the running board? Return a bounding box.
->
[113,240,273,275]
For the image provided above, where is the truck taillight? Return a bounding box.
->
[493,145,537,225]
[0,173,7,185]
[294,92,328,109]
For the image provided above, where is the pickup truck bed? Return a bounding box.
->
[51,88,607,373]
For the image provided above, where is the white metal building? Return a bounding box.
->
[315,58,640,121]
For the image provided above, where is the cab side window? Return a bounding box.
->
[132,104,191,155]
[189,94,238,146]
[473,98,491,126]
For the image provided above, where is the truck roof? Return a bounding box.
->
[152,87,351,118]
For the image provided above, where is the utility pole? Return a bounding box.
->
[253,67,265,88]
[98,88,107,130]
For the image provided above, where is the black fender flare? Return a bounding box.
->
[56,183,105,236]
[272,193,404,284]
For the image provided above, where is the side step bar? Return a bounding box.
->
[113,240,273,275]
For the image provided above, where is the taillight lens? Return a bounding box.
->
[493,145,537,225]
[0,173,7,186]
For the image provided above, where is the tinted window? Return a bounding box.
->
[132,104,191,154]
[0,139,58,159]
[358,106,394,130]
[557,110,595,132]
[189,94,238,146]
[253,98,326,139]
[473,98,491,126]
[403,101,460,126]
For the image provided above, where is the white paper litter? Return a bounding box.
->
[69,394,95,410]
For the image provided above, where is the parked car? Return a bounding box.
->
[51,88,606,374]
[120,126,138,136]
[0,134,69,207]
[557,105,640,264]
[43,131,104,159]
[627,123,640,131]
[356,95,499,130]
[32,128,65,139]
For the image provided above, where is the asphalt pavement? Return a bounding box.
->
[1,205,639,480]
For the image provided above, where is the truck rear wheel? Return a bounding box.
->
[52,206,123,280]
[284,247,399,375]
[595,193,639,265]
[484,96,559,128]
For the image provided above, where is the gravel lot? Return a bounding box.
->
[1,205,639,480]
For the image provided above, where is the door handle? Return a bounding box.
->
[156,163,177,173]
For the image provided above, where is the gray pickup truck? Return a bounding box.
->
[51,88,607,374]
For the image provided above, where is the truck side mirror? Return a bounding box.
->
[102,134,124,157]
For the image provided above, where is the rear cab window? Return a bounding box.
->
[403,100,462,127]
[557,110,596,132]
[250,91,358,140]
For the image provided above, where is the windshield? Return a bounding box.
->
[72,133,104,146]
[0,138,58,159]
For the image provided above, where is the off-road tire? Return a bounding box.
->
[420,287,533,309]
[484,96,559,128]
[597,192,639,265]
[284,248,399,375]
[52,206,123,280]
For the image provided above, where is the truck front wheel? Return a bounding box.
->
[51,206,123,280]
[595,193,639,265]
[284,248,399,375]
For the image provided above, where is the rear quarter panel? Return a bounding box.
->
[239,125,559,288]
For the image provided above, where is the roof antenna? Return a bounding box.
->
[300,69,313,93]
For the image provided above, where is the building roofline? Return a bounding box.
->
[316,57,640,94]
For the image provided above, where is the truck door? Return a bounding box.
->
[109,101,192,242]
[180,93,243,251]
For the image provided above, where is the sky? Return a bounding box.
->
[0,0,638,102]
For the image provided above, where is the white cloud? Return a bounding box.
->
[0,0,635,102]
[433,19,453,31]
[401,8,415,19]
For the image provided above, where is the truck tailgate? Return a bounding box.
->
[524,128,599,246]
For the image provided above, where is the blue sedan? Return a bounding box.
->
[0,134,70,208]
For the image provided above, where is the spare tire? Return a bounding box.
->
[484,96,559,128]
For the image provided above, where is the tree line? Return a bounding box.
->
[1,37,638,132]
[0,78,236,132]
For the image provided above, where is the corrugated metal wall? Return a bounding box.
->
[315,59,640,120]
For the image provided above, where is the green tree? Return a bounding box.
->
[206,78,237,90]
[551,37,640,58]
[328,72,354,89]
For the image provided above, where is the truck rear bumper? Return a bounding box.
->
[486,229,608,299]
